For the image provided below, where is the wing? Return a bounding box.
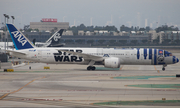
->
[56,50,103,61]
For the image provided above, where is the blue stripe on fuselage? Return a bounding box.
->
[154,49,157,65]
[137,48,140,59]
[149,49,152,59]
[144,48,147,59]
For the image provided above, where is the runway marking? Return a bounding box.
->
[154,65,157,70]
[120,65,124,70]
[154,65,160,73]
[113,75,175,80]
[13,81,99,82]
[95,74,121,76]
[0,76,46,100]
[155,89,178,91]
[126,84,180,89]
[0,90,11,92]
[92,100,180,106]
[22,98,62,101]
[0,93,10,100]
[67,90,104,91]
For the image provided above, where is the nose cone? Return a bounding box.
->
[173,56,179,64]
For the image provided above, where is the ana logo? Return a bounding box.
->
[11,31,27,46]
[29,49,36,52]
[53,33,61,41]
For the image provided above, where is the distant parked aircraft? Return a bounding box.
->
[34,29,65,47]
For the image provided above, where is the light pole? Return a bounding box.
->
[11,16,15,65]
[11,16,15,24]
[6,15,9,50]
[3,14,7,53]
[6,15,9,23]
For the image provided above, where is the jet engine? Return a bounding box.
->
[104,57,121,68]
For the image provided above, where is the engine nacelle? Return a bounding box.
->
[104,57,120,68]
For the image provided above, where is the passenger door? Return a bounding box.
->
[37,51,42,61]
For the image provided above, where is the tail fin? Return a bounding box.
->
[6,24,34,50]
[45,29,64,46]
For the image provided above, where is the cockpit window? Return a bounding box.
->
[164,50,172,57]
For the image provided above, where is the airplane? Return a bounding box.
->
[34,29,65,47]
[6,23,179,71]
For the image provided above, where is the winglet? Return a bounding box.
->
[6,24,34,50]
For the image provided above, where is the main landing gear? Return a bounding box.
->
[87,66,96,70]
[162,65,167,71]
[87,60,96,70]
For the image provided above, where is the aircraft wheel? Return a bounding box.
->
[91,66,96,70]
[162,65,167,71]
[87,66,96,70]
[87,66,91,70]
[162,67,165,71]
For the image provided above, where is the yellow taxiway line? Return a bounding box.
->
[0,76,45,100]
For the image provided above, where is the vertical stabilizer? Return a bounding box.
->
[6,24,34,50]
[45,29,64,47]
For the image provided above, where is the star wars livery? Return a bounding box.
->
[6,24,179,71]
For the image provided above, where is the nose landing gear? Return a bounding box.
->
[162,65,167,71]
[162,67,165,71]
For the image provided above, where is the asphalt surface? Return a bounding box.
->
[0,52,180,108]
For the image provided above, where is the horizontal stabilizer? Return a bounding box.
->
[6,50,27,55]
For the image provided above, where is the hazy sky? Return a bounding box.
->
[1,0,180,30]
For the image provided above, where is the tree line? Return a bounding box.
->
[68,24,179,35]
[61,38,180,46]
[5,23,179,35]
[68,24,118,35]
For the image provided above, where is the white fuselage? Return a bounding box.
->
[9,47,176,66]
[5,23,179,70]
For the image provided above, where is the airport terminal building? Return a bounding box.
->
[22,32,151,46]
[30,18,69,32]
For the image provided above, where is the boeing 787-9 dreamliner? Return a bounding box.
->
[6,24,179,71]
